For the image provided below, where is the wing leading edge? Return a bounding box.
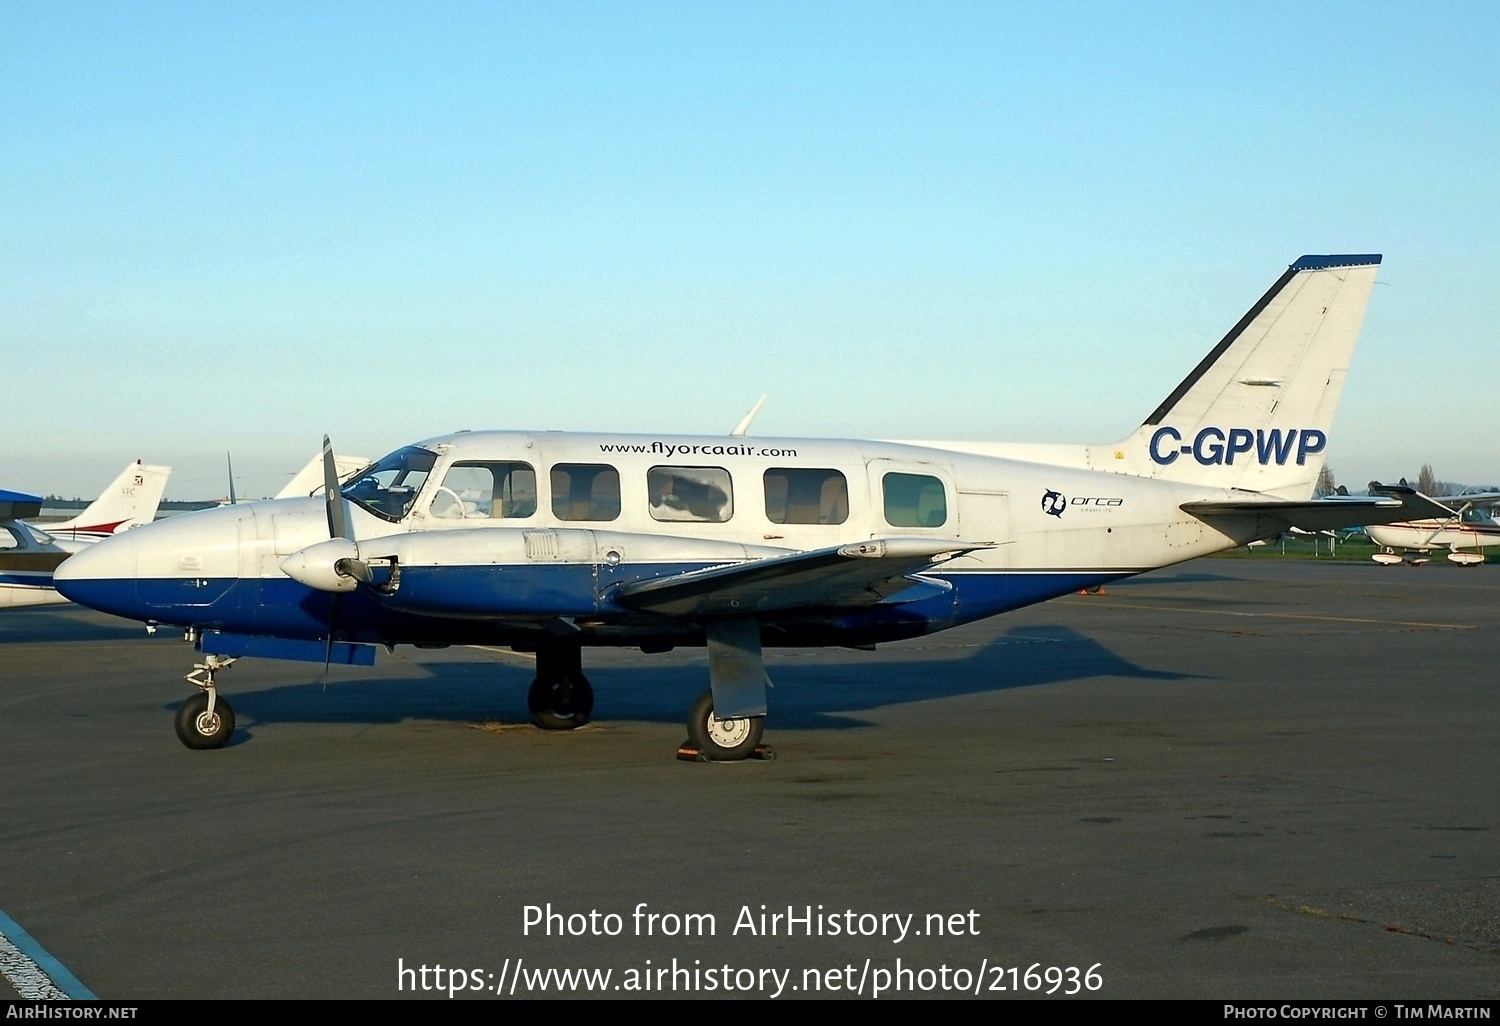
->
[611,537,989,617]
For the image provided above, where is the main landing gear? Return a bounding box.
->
[177,654,237,749]
[684,688,766,761]
[677,617,773,763]
[529,624,776,762]
[527,646,595,730]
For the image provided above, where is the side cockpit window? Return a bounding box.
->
[763,468,848,525]
[551,464,621,522]
[648,466,732,523]
[342,446,437,522]
[0,526,23,550]
[431,462,537,520]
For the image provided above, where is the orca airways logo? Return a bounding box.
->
[1041,490,1066,518]
[1149,427,1326,467]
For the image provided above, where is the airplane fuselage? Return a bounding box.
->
[1366,519,1500,554]
[56,430,1266,650]
[0,521,100,610]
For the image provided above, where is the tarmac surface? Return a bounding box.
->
[1,559,1496,1000]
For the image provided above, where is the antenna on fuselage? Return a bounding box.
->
[731,395,768,437]
[225,453,238,505]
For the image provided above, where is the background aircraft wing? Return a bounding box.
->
[612,537,987,617]
[1425,490,1500,509]
[1182,485,1446,534]
[0,489,44,521]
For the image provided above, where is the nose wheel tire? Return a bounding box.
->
[528,673,594,730]
[175,692,235,750]
[686,689,764,761]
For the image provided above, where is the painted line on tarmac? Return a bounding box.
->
[1085,602,1474,631]
[0,908,96,1000]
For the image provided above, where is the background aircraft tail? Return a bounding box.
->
[1111,255,1381,498]
[275,451,371,499]
[47,460,172,538]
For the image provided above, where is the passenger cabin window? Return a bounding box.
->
[551,464,621,522]
[763,468,848,525]
[648,466,733,523]
[343,446,437,522]
[431,462,537,519]
[882,472,947,528]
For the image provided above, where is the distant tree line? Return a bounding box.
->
[1362,464,1498,496]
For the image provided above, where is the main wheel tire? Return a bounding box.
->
[175,692,235,750]
[528,672,594,730]
[686,689,764,761]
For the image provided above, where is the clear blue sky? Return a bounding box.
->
[3,2,1496,497]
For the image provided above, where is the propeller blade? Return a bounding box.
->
[322,593,341,690]
[226,452,237,505]
[323,435,349,540]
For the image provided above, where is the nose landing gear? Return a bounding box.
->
[177,655,237,749]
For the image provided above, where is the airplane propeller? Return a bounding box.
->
[318,435,369,683]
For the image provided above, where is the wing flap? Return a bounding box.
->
[611,537,986,617]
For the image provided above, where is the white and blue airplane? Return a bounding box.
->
[1,461,172,610]
[56,255,1430,759]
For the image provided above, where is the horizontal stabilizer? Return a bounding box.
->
[1182,485,1441,535]
[612,537,986,617]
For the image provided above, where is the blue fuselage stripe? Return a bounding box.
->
[55,565,1130,647]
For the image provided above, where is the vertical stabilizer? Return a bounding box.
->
[1112,255,1380,497]
[275,451,371,499]
[46,461,172,539]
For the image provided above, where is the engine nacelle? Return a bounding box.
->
[281,538,362,592]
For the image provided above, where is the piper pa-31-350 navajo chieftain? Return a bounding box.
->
[56,255,1430,759]
[1,460,171,610]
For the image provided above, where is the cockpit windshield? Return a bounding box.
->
[342,446,437,522]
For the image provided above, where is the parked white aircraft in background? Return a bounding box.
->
[1367,490,1500,565]
[1,461,172,609]
[275,451,371,500]
[30,460,171,542]
[56,255,1435,760]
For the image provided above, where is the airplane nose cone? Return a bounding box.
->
[53,529,139,616]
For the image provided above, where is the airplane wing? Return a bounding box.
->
[1181,485,1445,535]
[1426,490,1500,509]
[0,489,44,522]
[611,537,988,617]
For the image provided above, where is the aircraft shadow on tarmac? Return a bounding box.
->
[0,607,146,645]
[181,624,1202,738]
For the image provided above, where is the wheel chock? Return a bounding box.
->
[676,742,777,762]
